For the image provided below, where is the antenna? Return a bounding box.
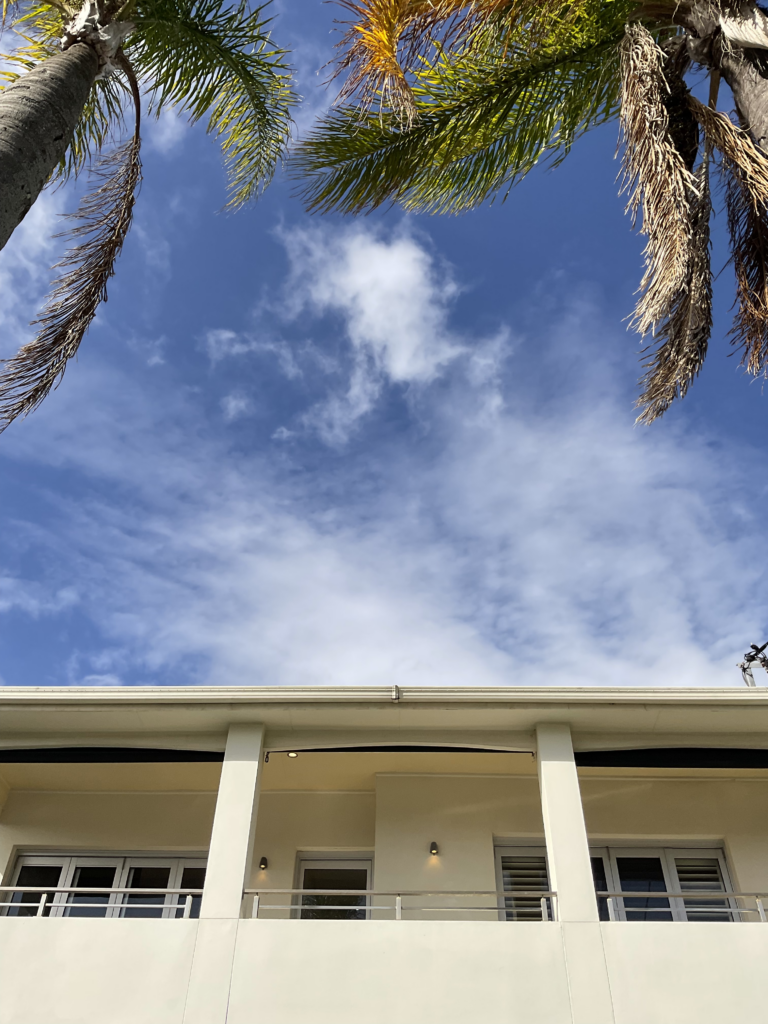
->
[738,641,768,687]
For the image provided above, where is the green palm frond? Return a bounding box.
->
[130,0,295,206]
[292,0,635,214]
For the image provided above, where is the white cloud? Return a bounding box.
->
[276,224,468,442]
[221,393,253,421]
[146,107,188,156]
[0,189,68,357]
[282,223,464,382]
[205,328,252,362]
[0,577,78,617]
[2,222,765,691]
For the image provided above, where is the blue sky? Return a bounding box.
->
[0,1,766,689]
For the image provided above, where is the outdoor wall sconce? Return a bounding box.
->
[259,857,268,871]
[429,842,439,856]
[287,751,298,758]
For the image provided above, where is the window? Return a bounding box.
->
[590,847,734,922]
[296,858,372,920]
[494,847,552,921]
[495,845,734,923]
[4,855,206,919]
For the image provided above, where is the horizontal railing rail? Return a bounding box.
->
[595,891,768,923]
[242,888,559,921]
[0,886,204,919]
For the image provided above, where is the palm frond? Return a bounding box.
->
[636,158,712,423]
[0,58,141,432]
[620,22,695,337]
[687,95,768,207]
[333,0,617,119]
[129,0,295,207]
[724,156,768,376]
[293,2,633,214]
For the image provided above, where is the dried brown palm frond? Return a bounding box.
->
[686,94,768,375]
[0,58,141,433]
[620,22,695,337]
[687,94,768,207]
[724,158,768,376]
[333,0,602,119]
[636,158,712,423]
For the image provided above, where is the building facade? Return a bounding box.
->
[1,685,767,1023]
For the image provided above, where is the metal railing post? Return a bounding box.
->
[183,894,193,919]
[251,893,260,919]
[395,895,402,921]
[540,897,549,922]
[606,897,617,922]
[757,897,767,922]
[35,893,47,918]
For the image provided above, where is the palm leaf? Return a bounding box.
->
[333,0,622,119]
[619,23,694,336]
[636,159,712,423]
[129,0,295,206]
[293,4,633,215]
[724,157,768,376]
[0,56,141,431]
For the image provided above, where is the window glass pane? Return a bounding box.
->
[67,866,117,918]
[177,867,206,919]
[590,857,610,922]
[675,857,730,922]
[122,866,171,919]
[615,857,673,921]
[500,856,549,921]
[301,868,367,920]
[8,865,63,917]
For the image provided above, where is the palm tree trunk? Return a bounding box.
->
[718,52,768,152]
[0,43,99,252]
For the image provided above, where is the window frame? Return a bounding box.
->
[590,845,735,922]
[294,854,373,921]
[4,854,207,919]
[493,845,551,922]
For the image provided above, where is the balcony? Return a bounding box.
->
[2,695,768,1024]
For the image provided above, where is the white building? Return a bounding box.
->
[1,685,767,1024]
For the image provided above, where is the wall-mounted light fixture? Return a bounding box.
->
[287,751,298,758]
[259,857,268,871]
[429,842,439,856]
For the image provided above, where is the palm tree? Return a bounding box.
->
[0,0,294,430]
[293,0,768,422]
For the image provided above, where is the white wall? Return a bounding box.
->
[0,792,216,881]
[373,774,544,895]
[581,776,768,891]
[249,791,375,914]
[0,920,197,1024]
[2,919,768,1024]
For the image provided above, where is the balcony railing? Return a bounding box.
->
[4,886,766,923]
[595,891,768,923]
[243,889,559,921]
[0,886,204,918]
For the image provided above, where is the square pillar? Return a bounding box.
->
[201,722,265,919]
[183,724,265,1024]
[535,722,598,923]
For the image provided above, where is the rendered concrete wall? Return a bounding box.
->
[3,919,768,1024]
[580,776,768,891]
[250,791,376,895]
[0,791,216,881]
[373,773,543,895]
[0,920,198,1024]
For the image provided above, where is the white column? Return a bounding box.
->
[536,722,598,923]
[183,723,265,1024]
[200,722,265,919]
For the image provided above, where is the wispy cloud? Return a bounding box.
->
[1,221,763,690]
